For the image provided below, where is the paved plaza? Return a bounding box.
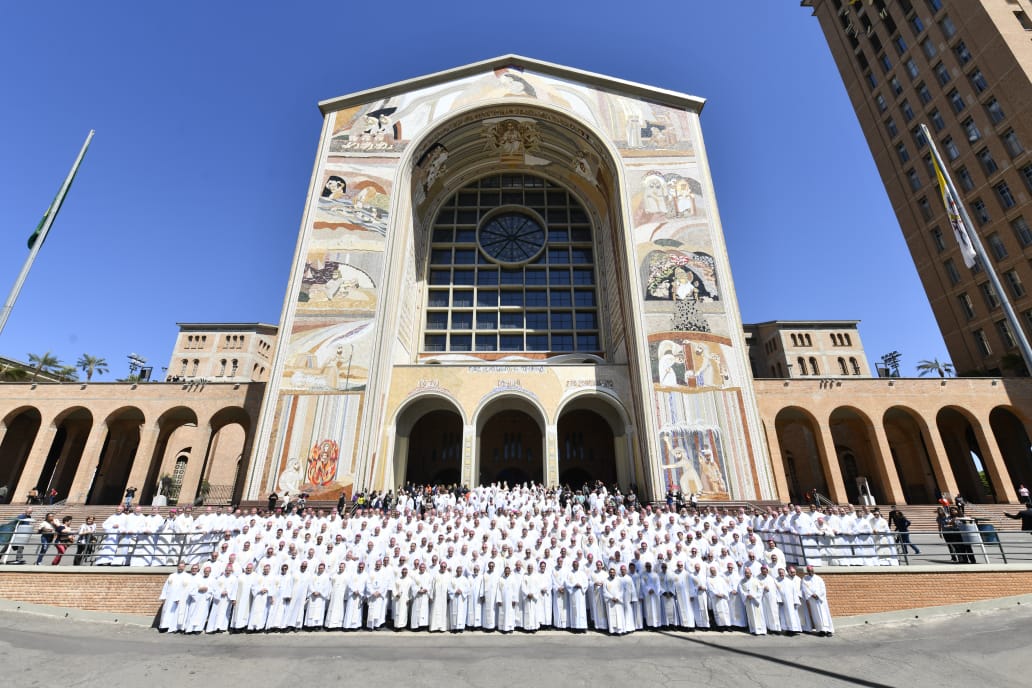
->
[0,604,1027,688]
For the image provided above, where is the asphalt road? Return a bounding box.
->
[0,606,1026,688]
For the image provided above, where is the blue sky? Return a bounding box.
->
[0,1,948,380]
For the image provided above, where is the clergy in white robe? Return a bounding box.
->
[466,565,483,629]
[283,562,311,630]
[480,561,500,631]
[566,560,589,631]
[737,568,767,635]
[95,508,127,566]
[801,566,834,636]
[266,564,293,630]
[447,566,472,631]
[658,564,678,628]
[247,564,276,631]
[159,562,192,632]
[205,566,237,633]
[589,562,609,631]
[640,562,663,628]
[494,566,521,633]
[706,566,731,630]
[409,564,431,630]
[305,563,331,628]
[774,567,802,634]
[365,560,390,629]
[230,563,256,631]
[392,567,414,630]
[602,568,627,635]
[624,563,642,631]
[183,565,215,634]
[344,561,368,630]
[325,563,349,629]
[723,563,746,629]
[690,564,710,629]
[428,563,451,632]
[520,566,542,632]
[757,566,781,633]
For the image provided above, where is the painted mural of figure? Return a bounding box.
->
[307,440,339,487]
[277,458,303,495]
[656,340,684,387]
[660,434,704,495]
[701,447,728,495]
[642,174,668,215]
[672,267,709,333]
[673,179,696,217]
[321,176,347,200]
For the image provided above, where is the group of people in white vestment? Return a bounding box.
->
[158,482,834,637]
[748,504,903,567]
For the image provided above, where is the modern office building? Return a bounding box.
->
[801,0,1032,375]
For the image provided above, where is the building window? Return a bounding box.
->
[996,320,1017,349]
[1005,269,1026,298]
[985,97,1005,124]
[956,166,975,192]
[947,89,965,113]
[850,357,861,375]
[1016,10,1032,31]
[879,53,893,74]
[978,148,998,175]
[896,142,911,163]
[974,329,992,357]
[944,258,960,285]
[916,81,933,104]
[1003,130,1024,157]
[217,359,226,376]
[920,37,937,58]
[910,15,926,36]
[953,39,971,64]
[958,293,976,320]
[961,117,981,143]
[805,334,813,346]
[1011,217,1032,247]
[934,62,951,86]
[939,15,956,38]
[1023,164,1032,193]
[231,359,239,376]
[980,282,1000,310]
[972,199,991,225]
[942,136,960,161]
[890,75,904,96]
[865,71,878,89]
[907,168,922,190]
[929,108,945,132]
[905,58,920,79]
[424,173,599,354]
[969,69,989,93]
[809,357,820,375]
[191,359,199,376]
[913,126,928,149]
[797,357,807,376]
[838,357,848,375]
[900,99,915,122]
[885,117,898,138]
[918,196,933,221]
[996,182,1016,210]
[988,232,1008,260]
[893,34,908,56]
[925,0,943,12]
[875,93,888,112]
[179,359,188,376]
[931,226,946,251]
[923,154,936,178]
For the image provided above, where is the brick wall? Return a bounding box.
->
[1,567,1031,619]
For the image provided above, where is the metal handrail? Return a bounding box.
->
[0,529,235,567]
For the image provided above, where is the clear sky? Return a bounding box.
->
[0,1,949,380]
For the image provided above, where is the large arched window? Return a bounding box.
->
[423,174,600,355]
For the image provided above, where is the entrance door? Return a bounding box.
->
[478,410,543,485]
[406,410,463,486]
[556,409,616,489]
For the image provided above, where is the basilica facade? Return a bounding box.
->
[245,55,780,503]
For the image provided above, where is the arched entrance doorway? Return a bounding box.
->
[37,407,93,502]
[0,407,41,497]
[407,410,464,486]
[829,407,888,504]
[937,406,998,503]
[557,409,615,490]
[476,397,545,486]
[773,407,829,503]
[87,407,144,505]
[989,406,1032,493]
[884,406,939,504]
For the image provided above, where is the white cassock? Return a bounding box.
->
[305,572,332,627]
[690,570,710,629]
[248,573,275,630]
[409,571,431,629]
[466,573,483,629]
[758,574,781,633]
[659,572,678,627]
[775,574,802,632]
[640,571,662,627]
[670,569,695,628]
[707,574,731,627]
[392,575,414,629]
[494,574,521,632]
[738,577,766,635]
[427,570,451,632]
[448,575,472,631]
[552,568,570,629]
[159,570,192,632]
[724,571,746,628]
[365,569,389,629]
[325,570,349,629]
[266,573,292,630]
[344,571,367,630]
[184,574,215,633]
[520,573,541,631]
[284,571,310,629]
[230,571,255,630]
[566,568,589,630]
[480,569,500,630]
[205,573,236,632]
[620,574,638,633]
[96,513,126,566]
[590,571,609,630]
[801,573,834,634]
[602,576,626,635]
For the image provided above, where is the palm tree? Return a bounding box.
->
[916,358,954,378]
[77,354,109,381]
[55,365,79,382]
[26,351,61,382]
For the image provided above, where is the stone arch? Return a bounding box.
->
[87,406,145,505]
[203,407,251,505]
[773,406,829,503]
[555,390,632,490]
[35,406,94,503]
[140,406,199,505]
[883,405,940,504]
[391,393,467,489]
[0,406,42,498]
[936,405,998,503]
[828,406,890,504]
[475,393,547,486]
[989,405,1032,495]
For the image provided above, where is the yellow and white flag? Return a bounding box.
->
[931,155,978,268]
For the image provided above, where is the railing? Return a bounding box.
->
[0,530,233,567]
[753,528,1032,567]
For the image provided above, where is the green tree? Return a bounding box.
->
[916,358,954,378]
[0,362,30,382]
[26,351,61,382]
[55,365,79,382]
[76,354,109,381]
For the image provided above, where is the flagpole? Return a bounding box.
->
[922,123,1032,374]
[0,130,94,339]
